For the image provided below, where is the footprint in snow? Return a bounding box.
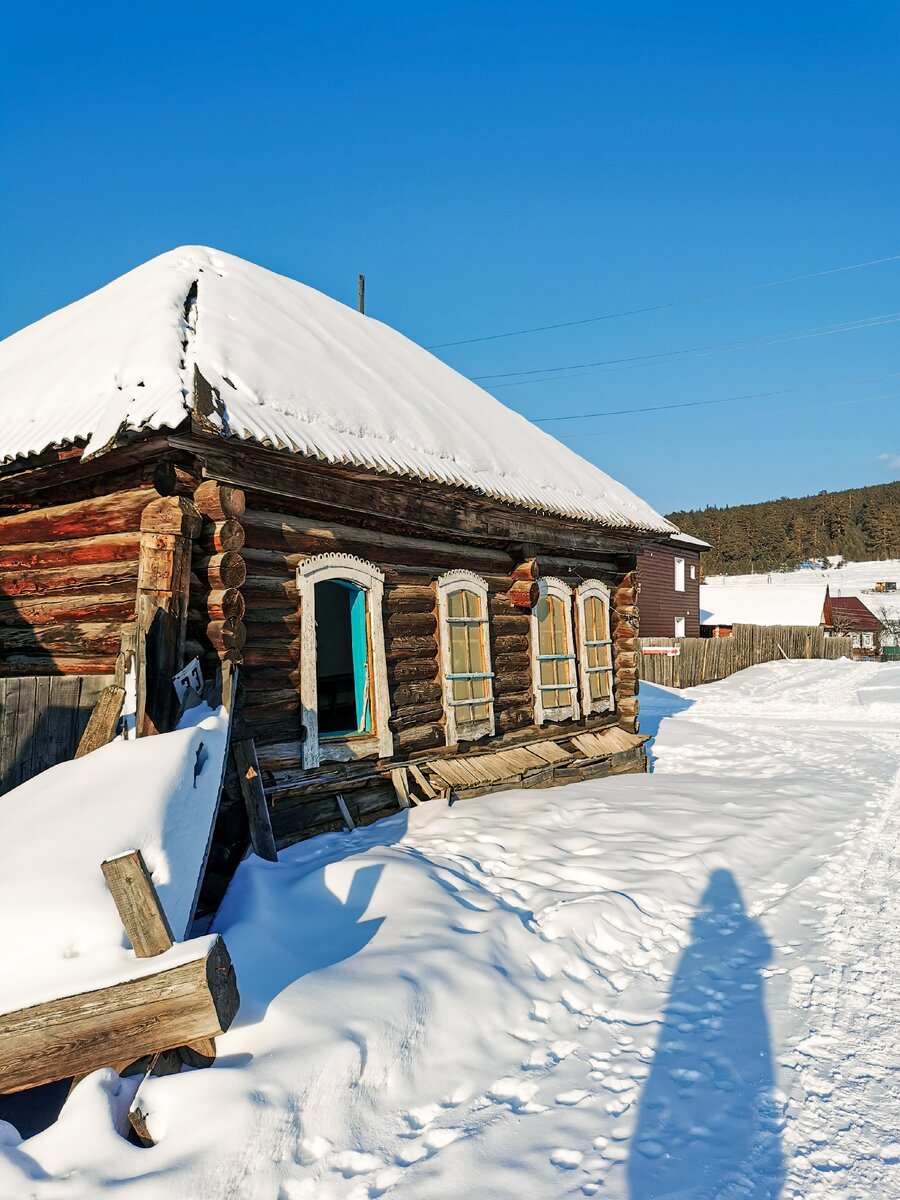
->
[555,1088,592,1106]
[549,1148,583,1169]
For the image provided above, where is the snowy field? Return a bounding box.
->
[706,559,900,630]
[2,659,900,1199]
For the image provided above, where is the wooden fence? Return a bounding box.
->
[637,624,853,689]
[0,675,114,796]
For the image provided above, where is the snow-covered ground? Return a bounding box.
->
[3,659,900,1199]
[706,559,900,634]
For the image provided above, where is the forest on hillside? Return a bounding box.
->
[669,481,900,576]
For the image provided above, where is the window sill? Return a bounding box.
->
[318,734,382,763]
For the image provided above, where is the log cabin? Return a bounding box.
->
[0,247,675,887]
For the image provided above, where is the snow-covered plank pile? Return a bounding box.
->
[0,704,237,1094]
[2,659,899,1196]
[0,247,672,533]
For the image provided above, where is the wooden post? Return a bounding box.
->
[358,273,365,314]
[232,738,278,862]
[135,496,201,736]
[101,850,174,957]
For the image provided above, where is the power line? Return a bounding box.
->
[569,389,900,439]
[530,369,900,424]
[426,252,900,350]
[474,311,900,389]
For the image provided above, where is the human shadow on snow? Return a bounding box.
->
[628,868,784,1200]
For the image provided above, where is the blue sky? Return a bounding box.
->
[1,2,898,514]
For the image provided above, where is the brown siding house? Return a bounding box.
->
[638,533,710,638]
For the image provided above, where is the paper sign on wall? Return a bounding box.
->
[173,657,204,703]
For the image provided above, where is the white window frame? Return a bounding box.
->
[861,631,874,649]
[674,557,686,592]
[690,563,697,581]
[436,570,495,746]
[674,615,686,638]
[575,580,616,717]
[531,577,581,726]
[296,553,393,768]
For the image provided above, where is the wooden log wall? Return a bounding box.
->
[613,570,640,734]
[224,486,640,842]
[0,484,157,677]
[187,482,248,682]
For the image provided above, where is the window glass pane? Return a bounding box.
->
[449,621,468,672]
[466,622,486,674]
[447,590,466,620]
[536,591,572,709]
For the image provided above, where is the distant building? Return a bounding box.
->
[875,581,897,594]
[829,597,884,659]
[699,584,832,638]
[638,532,711,638]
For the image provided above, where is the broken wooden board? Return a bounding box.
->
[570,727,648,761]
[0,935,239,1094]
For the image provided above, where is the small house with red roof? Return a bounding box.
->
[829,597,884,659]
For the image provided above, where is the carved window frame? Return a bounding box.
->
[296,554,393,768]
[531,577,581,725]
[575,580,616,717]
[436,570,495,746]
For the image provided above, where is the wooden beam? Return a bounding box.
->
[0,936,239,1094]
[171,434,650,556]
[75,684,126,758]
[101,850,174,958]
[232,738,278,862]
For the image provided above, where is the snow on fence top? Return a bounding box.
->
[0,247,673,533]
[700,583,829,628]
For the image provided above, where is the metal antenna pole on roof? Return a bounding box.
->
[358,274,365,314]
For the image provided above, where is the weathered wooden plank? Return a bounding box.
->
[75,684,126,758]
[526,740,571,764]
[336,794,355,831]
[390,767,413,809]
[232,739,278,862]
[407,761,438,800]
[101,850,175,958]
[0,935,239,1094]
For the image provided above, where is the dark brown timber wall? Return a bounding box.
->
[0,479,160,677]
[637,544,702,638]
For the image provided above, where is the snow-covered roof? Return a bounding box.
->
[0,247,672,533]
[670,531,712,550]
[700,583,829,627]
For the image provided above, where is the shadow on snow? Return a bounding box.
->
[636,681,694,770]
[628,868,784,1200]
